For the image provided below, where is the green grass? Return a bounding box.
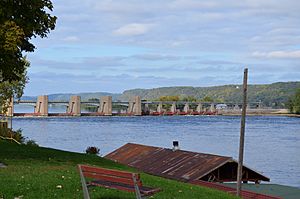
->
[0,140,237,199]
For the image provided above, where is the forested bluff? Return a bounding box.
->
[22,81,300,108]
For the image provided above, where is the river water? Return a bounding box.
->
[11,113,300,188]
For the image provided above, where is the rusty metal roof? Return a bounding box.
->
[105,143,234,182]
[105,143,270,183]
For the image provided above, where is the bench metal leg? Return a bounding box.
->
[78,165,91,199]
[132,174,142,199]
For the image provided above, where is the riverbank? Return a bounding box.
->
[7,112,300,118]
[0,140,236,199]
[220,113,300,117]
[218,108,300,117]
[9,115,300,188]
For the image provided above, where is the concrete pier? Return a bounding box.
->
[142,103,150,114]
[234,104,240,110]
[98,96,112,116]
[67,96,81,116]
[183,103,190,113]
[34,95,48,116]
[157,102,163,113]
[128,96,141,116]
[170,102,177,113]
[196,103,203,112]
[210,103,215,112]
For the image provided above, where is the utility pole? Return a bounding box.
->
[237,68,248,197]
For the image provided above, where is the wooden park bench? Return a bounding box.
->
[78,164,161,199]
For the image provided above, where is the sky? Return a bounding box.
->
[24,0,300,95]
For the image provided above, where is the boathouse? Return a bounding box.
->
[105,143,269,184]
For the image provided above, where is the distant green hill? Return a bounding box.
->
[119,82,300,108]
[22,92,121,101]
[21,82,300,108]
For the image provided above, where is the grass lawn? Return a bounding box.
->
[0,140,238,199]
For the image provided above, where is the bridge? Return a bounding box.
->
[2,95,263,117]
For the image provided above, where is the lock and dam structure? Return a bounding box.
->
[1,95,269,117]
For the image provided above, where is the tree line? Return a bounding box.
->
[158,95,214,102]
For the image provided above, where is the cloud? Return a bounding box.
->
[63,36,79,42]
[252,50,300,59]
[131,54,180,61]
[169,0,219,10]
[24,72,242,95]
[113,23,154,36]
[23,0,300,95]
[29,56,125,72]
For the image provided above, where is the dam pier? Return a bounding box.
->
[3,95,268,117]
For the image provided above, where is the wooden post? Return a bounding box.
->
[237,68,248,196]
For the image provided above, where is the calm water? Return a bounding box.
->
[12,115,300,188]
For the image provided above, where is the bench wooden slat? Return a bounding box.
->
[90,180,161,195]
[81,164,136,179]
[83,171,142,186]
[90,180,136,192]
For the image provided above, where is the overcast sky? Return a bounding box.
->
[25,0,300,95]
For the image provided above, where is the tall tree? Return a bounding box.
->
[0,0,56,82]
[288,88,300,114]
[0,0,56,112]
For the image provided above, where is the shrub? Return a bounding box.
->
[85,146,100,155]
[0,127,25,144]
[26,139,39,147]
[13,129,25,143]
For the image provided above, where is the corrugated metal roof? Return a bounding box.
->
[105,143,233,182]
[106,143,270,183]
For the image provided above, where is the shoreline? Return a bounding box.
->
[220,113,300,117]
[7,112,300,118]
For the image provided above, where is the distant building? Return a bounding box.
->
[216,104,227,110]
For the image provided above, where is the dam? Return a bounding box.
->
[3,95,266,117]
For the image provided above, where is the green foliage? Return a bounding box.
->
[0,21,25,82]
[85,146,100,155]
[87,98,99,102]
[0,141,237,199]
[0,0,56,113]
[120,82,300,108]
[0,0,56,82]
[81,104,98,112]
[159,95,180,101]
[0,57,29,114]
[0,127,25,144]
[82,98,100,112]
[26,139,39,147]
[288,88,300,114]
[202,96,214,102]
[0,127,38,146]
[181,95,197,102]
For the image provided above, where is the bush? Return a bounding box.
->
[85,146,100,155]
[0,127,25,144]
[26,139,39,147]
[13,129,25,144]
